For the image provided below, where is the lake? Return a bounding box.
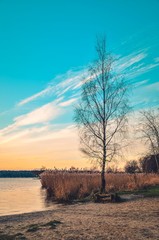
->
[0,178,55,216]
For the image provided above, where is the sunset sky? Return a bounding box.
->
[0,0,159,170]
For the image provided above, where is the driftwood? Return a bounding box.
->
[94,193,121,203]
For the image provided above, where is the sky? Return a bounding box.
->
[0,0,159,170]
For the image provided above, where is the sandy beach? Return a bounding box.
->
[0,198,159,240]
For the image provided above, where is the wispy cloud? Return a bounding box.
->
[0,95,78,144]
[15,101,61,126]
[59,98,77,107]
[133,79,149,88]
[17,69,87,107]
[154,57,159,63]
[16,49,158,112]
[114,52,147,72]
[143,81,159,91]
[0,123,76,146]
[114,50,159,81]
[1,47,158,147]
[132,80,159,110]
[18,87,54,106]
[0,101,61,141]
[126,62,159,80]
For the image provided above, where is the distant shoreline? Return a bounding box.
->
[0,170,44,178]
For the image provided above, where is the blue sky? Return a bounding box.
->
[0,0,159,169]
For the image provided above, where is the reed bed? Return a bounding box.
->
[40,171,159,202]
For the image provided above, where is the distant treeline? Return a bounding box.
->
[0,170,44,178]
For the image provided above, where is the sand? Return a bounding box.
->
[0,198,159,240]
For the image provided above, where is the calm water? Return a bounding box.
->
[0,178,55,216]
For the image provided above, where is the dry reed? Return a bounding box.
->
[40,171,159,202]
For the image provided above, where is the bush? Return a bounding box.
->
[124,160,140,173]
[140,154,159,173]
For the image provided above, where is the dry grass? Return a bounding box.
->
[40,171,100,201]
[40,171,159,202]
[106,173,159,192]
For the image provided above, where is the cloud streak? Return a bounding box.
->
[16,48,158,113]
[1,47,158,147]
[17,69,88,107]
[59,98,77,107]
[18,87,54,106]
[0,101,61,143]
[15,101,61,126]
[114,52,147,72]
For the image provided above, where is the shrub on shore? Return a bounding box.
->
[40,171,159,202]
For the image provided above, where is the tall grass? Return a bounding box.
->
[40,171,159,202]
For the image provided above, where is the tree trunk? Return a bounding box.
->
[100,161,106,193]
[154,154,159,173]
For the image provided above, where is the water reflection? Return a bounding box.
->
[0,178,56,216]
[39,187,54,208]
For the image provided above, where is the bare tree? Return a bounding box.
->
[139,108,159,172]
[74,38,130,193]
